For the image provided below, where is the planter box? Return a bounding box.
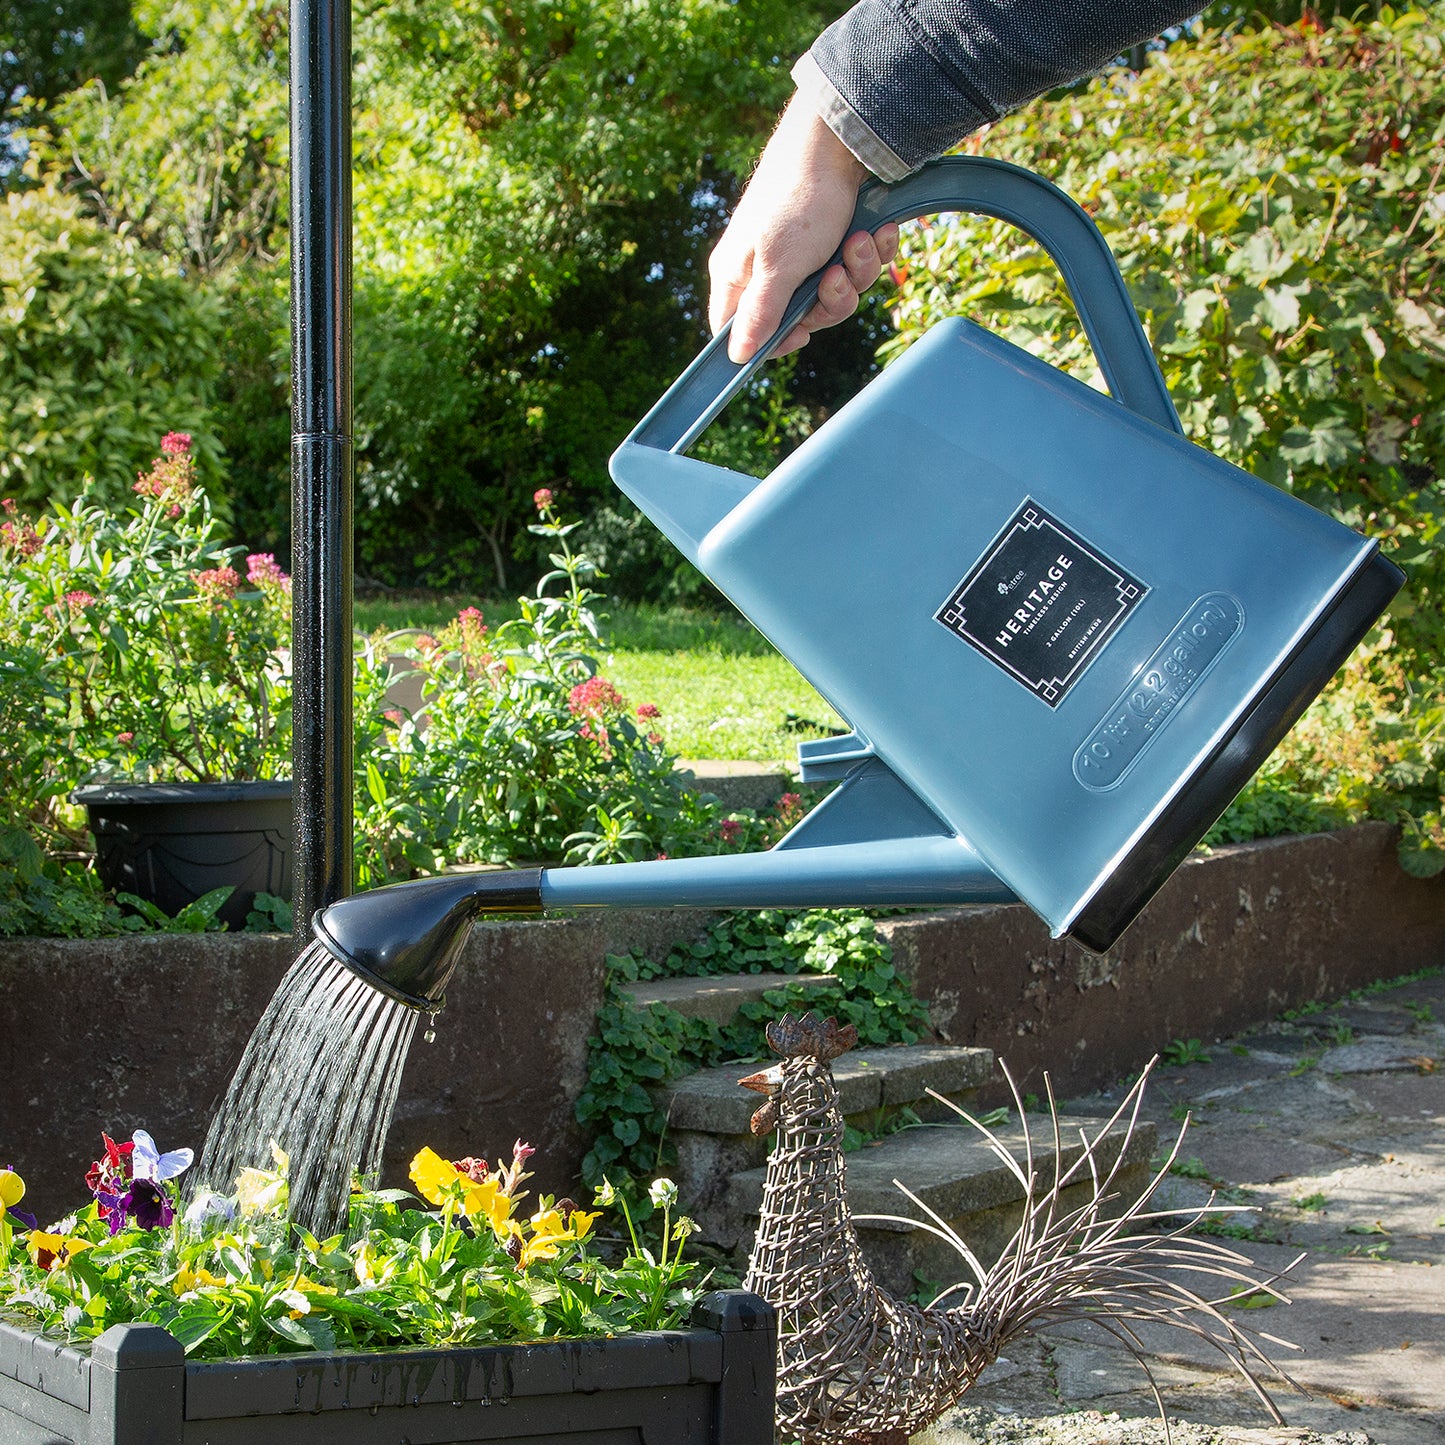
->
[0,1291,774,1445]
[73,782,293,932]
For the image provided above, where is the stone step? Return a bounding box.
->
[659,1044,995,1249]
[673,760,793,813]
[729,1112,1158,1299]
[621,970,842,1025]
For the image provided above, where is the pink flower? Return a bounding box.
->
[777,791,805,825]
[383,709,403,725]
[116,732,134,745]
[191,566,241,603]
[647,732,663,745]
[457,606,486,630]
[63,590,95,611]
[160,432,192,456]
[533,488,554,512]
[636,703,660,720]
[0,515,41,557]
[246,553,290,591]
[719,818,743,843]
[452,1156,489,1184]
[568,676,626,723]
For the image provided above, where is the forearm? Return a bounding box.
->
[797,0,1206,181]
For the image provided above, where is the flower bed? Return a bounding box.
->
[0,1291,775,1445]
[0,1130,777,1443]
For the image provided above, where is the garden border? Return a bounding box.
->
[0,1289,775,1445]
[0,823,1439,1217]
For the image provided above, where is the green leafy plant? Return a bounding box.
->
[1294,1192,1328,1211]
[0,170,225,512]
[0,1133,706,1359]
[576,910,933,1189]
[1162,1037,1212,1067]
[1,434,292,787]
[350,494,798,884]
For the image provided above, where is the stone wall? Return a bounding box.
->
[1,823,1440,1223]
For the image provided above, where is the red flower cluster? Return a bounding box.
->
[191,565,241,604]
[1,499,41,558]
[533,488,554,512]
[567,676,625,723]
[134,433,197,517]
[636,703,660,720]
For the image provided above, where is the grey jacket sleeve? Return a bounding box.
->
[794,0,1204,181]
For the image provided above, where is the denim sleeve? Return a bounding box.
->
[795,0,1205,180]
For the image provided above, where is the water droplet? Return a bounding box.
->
[423,1027,436,1044]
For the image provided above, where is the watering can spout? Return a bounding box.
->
[310,759,1014,1009]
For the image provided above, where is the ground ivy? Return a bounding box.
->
[576,909,932,1190]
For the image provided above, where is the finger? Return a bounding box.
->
[873,221,900,267]
[729,262,809,363]
[840,230,881,296]
[804,263,860,330]
[708,246,751,337]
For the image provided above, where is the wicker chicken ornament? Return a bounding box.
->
[740,1013,1299,1445]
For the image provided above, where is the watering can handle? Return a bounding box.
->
[627,154,1182,455]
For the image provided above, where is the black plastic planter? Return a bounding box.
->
[0,1290,775,1445]
[73,782,294,932]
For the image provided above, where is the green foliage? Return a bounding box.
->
[53,0,288,276]
[349,498,793,885]
[0,172,225,508]
[1161,1037,1212,1067]
[0,1147,706,1358]
[36,0,844,590]
[0,436,291,786]
[576,909,932,1190]
[893,11,1443,640]
[0,0,146,176]
[0,828,229,938]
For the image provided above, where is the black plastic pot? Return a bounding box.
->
[73,781,294,932]
[0,1291,774,1445]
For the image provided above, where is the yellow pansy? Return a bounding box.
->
[27,1231,94,1272]
[174,1261,228,1295]
[0,1169,24,1209]
[410,1147,514,1231]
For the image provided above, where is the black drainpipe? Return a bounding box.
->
[289,0,354,943]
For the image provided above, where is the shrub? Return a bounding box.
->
[0,434,292,787]
[0,171,225,510]
[889,9,1441,640]
[351,493,772,884]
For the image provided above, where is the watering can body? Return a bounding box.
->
[602,156,1401,952]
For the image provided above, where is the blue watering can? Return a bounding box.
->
[315,157,1401,1008]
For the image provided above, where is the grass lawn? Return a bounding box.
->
[354,593,844,764]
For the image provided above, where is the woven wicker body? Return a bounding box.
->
[741,1014,1297,1445]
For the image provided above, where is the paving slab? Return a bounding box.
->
[916,971,1445,1445]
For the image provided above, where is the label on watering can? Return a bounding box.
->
[1073,592,1244,790]
[934,499,1148,708]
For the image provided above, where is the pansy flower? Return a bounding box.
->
[87,1134,135,1233]
[27,1230,94,1272]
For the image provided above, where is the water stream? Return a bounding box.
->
[196,938,420,1234]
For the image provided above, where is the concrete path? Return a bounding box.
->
[921,969,1445,1445]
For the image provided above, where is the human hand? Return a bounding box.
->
[708,95,899,364]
